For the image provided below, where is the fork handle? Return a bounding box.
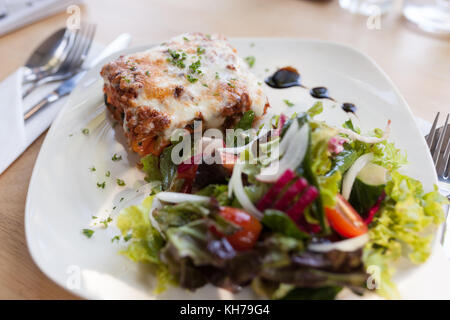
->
[23,91,59,120]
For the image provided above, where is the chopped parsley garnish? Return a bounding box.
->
[244,56,256,68]
[116,179,126,186]
[186,74,198,83]
[215,72,220,79]
[122,76,131,83]
[183,36,190,41]
[202,83,208,87]
[189,60,202,74]
[123,234,132,242]
[145,71,150,77]
[111,153,122,161]
[197,46,205,55]
[97,182,106,189]
[111,235,120,243]
[129,65,137,71]
[119,197,124,202]
[283,99,295,107]
[92,215,97,219]
[89,166,96,172]
[105,171,111,177]
[82,128,89,135]
[100,216,113,228]
[167,49,187,68]
[227,82,235,88]
[82,229,94,238]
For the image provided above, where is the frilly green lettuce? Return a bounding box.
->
[363,172,449,299]
[116,196,172,293]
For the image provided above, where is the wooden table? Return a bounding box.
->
[0,0,448,299]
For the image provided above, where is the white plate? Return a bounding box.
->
[25,38,450,300]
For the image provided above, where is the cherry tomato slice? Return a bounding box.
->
[218,207,262,251]
[325,194,368,238]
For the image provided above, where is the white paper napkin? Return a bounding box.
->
[0,42,103,174]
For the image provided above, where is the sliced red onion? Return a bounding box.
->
[256,169,296,211]
[335,120,391,144]
[273,177,308,211]
[307,233,370,253]
[229,161,263,220]
[341,153,374,200]
[256,123,309,183]
[287,186,319,222]
[149,197,164,236]
[219,127,269,155]
[155,192,210,203]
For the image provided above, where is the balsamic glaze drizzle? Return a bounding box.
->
[265,66,302,89]
[266,67,357,114]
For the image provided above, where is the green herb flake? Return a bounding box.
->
[89,166,96,172]
[120,197,124,202]
[105,171,111,177]
[244,56,256,68]
[189,60,202,74]
[183,36,189,41]
[197,46,206,55]
[145,71,150,77]
[123,233,132,242]
[82,128,89,135]
[202,83,208,88]
[111,235,120,243]
[82,229,94,238]
[283,99,295,107]
[100,216,113,228]
[116,178,126,186]
[97,181,106,189]
[111,153,122,161]
[186,74,198,83]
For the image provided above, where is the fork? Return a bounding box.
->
[22,23,96,98]
[427,112,450,244]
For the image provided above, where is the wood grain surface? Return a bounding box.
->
[0,0,448,299]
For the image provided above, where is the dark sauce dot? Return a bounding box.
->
[310,87,332,100]
[265,66,301,89]
[342,102,357,114]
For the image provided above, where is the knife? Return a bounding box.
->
[24,33,132,120]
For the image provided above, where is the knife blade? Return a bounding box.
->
[24,33,132,120]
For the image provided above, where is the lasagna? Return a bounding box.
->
[101,32,269,156]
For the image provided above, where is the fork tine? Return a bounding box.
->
[64,24,89,71]
[427,112,440,148]
[71,24,96,70]
[442,121,450,178]
[59,27,83,71]
[434,114,449,164]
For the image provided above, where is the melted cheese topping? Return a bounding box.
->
[104,33,267,140]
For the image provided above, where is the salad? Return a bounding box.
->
[114,102,448,299]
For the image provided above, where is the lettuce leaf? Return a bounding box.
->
[116,196,172,292]
[363,172,449,299]
[141,154,162,182]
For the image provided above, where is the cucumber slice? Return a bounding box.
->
[349,163,387,215]
[356,162,387,186]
